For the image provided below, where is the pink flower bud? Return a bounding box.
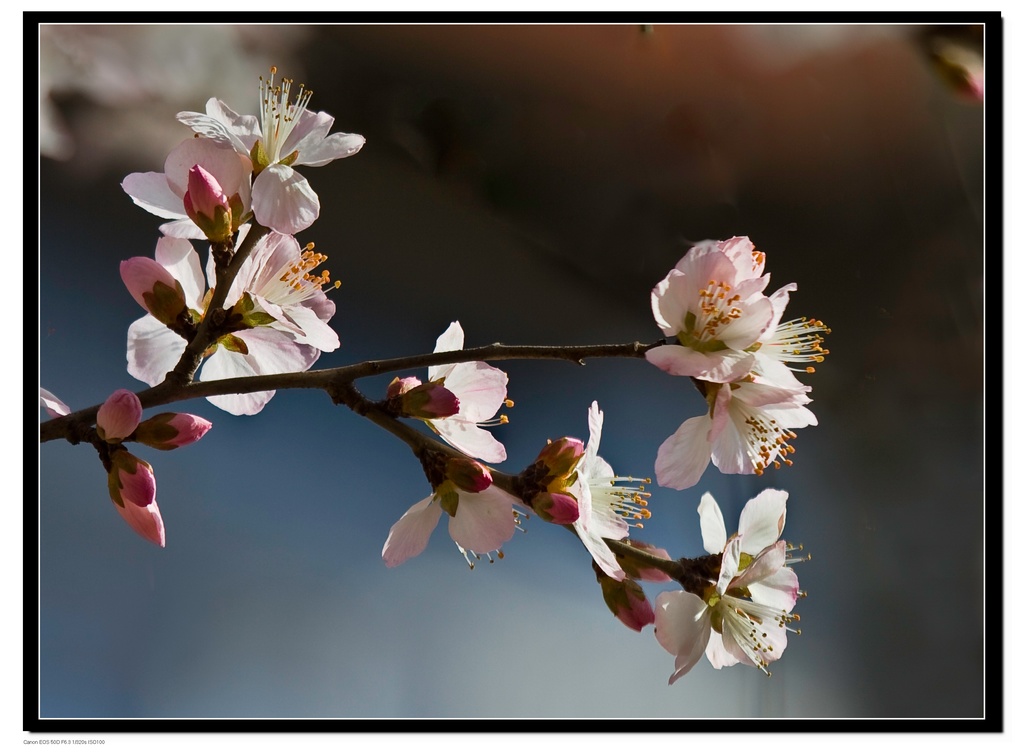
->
[386,376,422,399]
[183,164,234,243]
[617,540,674,582]
[386,377,461,420]
[531,437,584,483]
[134,412,213,450]
[530,491,580,525]
[96,389,143,442]
[595,569,655,632]
[445,457,492,493]
[107,449,165,547]
[120,257,188,326]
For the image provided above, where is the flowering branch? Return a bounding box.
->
[39,339,664,444]
[41,66,828,686]
[167,220,271,382]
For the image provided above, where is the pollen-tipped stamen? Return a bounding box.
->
[258,66,315,164]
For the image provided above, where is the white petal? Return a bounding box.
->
[650,270,686,336]
[381,495,443,567]
[577,526,625,581]
[737,488,788,554]
[163,137,248,198]
[428,321,465,382]
[697,492,727,554]
[645,344,754,384]
[251,164,320,235]
[158,219,206,239]
[126,316,187,386]
[276,303,340,352]
[154,237,206,309]
[176,102,253,155]
[121,171,186,219]
[747,565,800,612]
[704,629,741,669]
[199,330,319,415]
[447,486,516,554]
[429,417,506,463]
[654,414,712,490]
[296,130,365,167]
[654,591,712,683]
[40,388,70,417]
[441,361,507,422]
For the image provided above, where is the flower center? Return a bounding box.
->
[717,594,800,676]
[258,66,313,164]
[678,279,742,352]
[259,242,340,307]
[590,476,652,529]
[730,399,798,475]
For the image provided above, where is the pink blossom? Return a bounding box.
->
[175,69,364,234]
[122,136,251,239]
[382,467,518,568]
[654,378,816,490]
[653,490,803,682]
[646,237,781,384]
[124,231,339,415]
[424,322,509,463]
[570,402,651,579]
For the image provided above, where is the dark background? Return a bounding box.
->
[38,23,985,718]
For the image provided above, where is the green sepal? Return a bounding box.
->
[280,150,299,167]
[437,482,460,517]
[231,292,276,327]
[218,333,249,354]
[250,140,270,174]
[134,413,179,451]
[142,280,188,327]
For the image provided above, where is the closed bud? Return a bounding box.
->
[386,376,460,420]
[530,491,580,525]
[119,257,188,327]
[445,457,492,493]
[96,389,142,442]
[183,164,234,243]
[594,564,655,632]
[135,412,213,451]
[617,539,674,582]
[106,449,165,548]
[532,437,584,483]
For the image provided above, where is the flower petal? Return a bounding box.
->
[747,565,800,612]
[428,416,506,463]
[441,361,507,422]
[737,488,788,554]
[127,315,187,386]
[251,164,320,234]
[381,495,443,567]
[154,237,206,310]
[697,492,727,554]
[654,414,712,490]
[40,388,70,418]
[645,344,754,384]
[447,485,517,554]
[121,171,188,219]
[654,590,712,683]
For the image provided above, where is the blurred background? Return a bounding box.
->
[37,23,986,719]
